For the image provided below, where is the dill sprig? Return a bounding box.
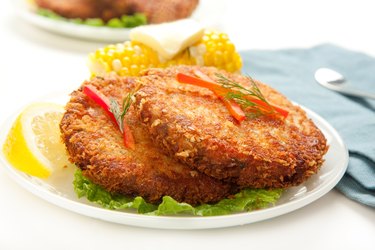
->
[109,93,133,133]
[215,73,276,118]
[109,84,141,133]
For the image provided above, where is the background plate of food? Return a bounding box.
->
[14,0,224,42]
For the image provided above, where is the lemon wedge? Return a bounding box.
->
[2,103,69,178]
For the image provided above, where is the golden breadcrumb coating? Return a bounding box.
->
[134,66,328,188]
[60,74,235,205]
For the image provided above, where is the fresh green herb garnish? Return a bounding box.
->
[109,84,141,133]
[176,72,289,120]
[216,74,276,118]
[121,13,147,28]
[107,18,124,28]
[84,18,105,27]
[109,93,132,134]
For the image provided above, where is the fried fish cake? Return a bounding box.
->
[60,75,235,205]
[35,0,104,20]
[35,0,199,23]
[126,0,199,24]
[134,66,328,188]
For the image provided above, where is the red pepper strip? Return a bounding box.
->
[243,97,289,118]
[176,73,288,118]
[220,98,246,122]
[83,85,117,124]
[193,69,246,122]
[192,69,216,82]
[82,85,135,149]
[122,122,135,149]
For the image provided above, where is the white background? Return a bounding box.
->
[1,0,374,249]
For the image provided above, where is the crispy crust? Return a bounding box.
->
[35,0,103,20]
[34,0,199,23]
[126,0,199,24]
[134,66,328,188]
[60,75,235,205]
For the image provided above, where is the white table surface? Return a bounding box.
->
[1,0,374,249]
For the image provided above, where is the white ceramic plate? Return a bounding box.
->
[0,93,348,229]
[14,0,225,42]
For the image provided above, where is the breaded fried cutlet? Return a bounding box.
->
[35,0,105,20]
[126,0,199,24]
[134,66,328,188]
[60,75,235,205]
[35,0,199,23]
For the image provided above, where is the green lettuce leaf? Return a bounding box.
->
[73,169,282,216]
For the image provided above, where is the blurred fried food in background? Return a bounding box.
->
[34,0,199,23]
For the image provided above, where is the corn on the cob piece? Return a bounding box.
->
[88,30,242,77]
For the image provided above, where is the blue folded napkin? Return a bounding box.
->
[240,44,375,207]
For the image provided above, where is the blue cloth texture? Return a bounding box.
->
[240,44,375,207]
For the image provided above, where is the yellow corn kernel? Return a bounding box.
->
[88,30,242,77]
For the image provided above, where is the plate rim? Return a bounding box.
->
[13,0,224,42]
[0,100,348,230]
